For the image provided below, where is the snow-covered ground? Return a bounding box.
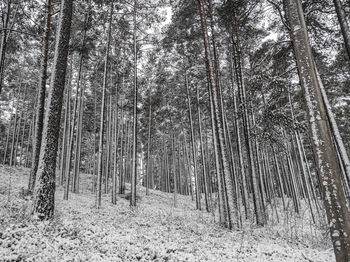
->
[0,166,334,261]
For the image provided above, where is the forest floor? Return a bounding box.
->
[0,165,335,262]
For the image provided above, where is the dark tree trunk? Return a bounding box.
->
[32,0,73,220]
[28,0,52,192]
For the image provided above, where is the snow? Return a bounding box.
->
[0,165,335,261]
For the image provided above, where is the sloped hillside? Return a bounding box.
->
[0,166,334,261]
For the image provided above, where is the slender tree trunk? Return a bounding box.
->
[197,86,209,212]
[198,0,240,228]
[185,74,201,210]
[229,53,249,219]
[146,92,152,196]
[130,0,138,207]
[73,86,84,193]
[28,0,52,192]
[0,0,11,94]
[2,117,12,164]
[172,133,178,207]
[119,111,125,195]
[59,86,70,185]
[92,85,97,193]
[315,69,350,190]
[25,115,34,168]
[96,1,113,208]
[9,85,22,166]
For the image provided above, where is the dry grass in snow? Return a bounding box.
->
[0,165,334,261]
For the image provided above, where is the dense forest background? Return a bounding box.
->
[1,0,350,261]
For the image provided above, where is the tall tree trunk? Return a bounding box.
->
[96,1,113,208]
[285,0,350,260]
[73,86,84,193]
[130,0,138,207]
[146,92,152,196]
[185,74,201,210]
[32,0,73,220]
[229,52,249,219]
[28,0,52,192]
[197,0,238,228]
[197,86,209,212]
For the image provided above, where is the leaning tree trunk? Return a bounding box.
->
[315,69,350,191]
[32,0,73,220]
[28,0,52,193]
[285,0,350,261]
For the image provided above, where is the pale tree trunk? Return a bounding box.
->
[73,87,84,193]
[92,85,97,193]
[285,0,350,260]
[172,133,178,207]
[2,117,12,164]
[96,1,113,208]
[182,132,194,201]
[185,73,201,210]
[146,92,152,196]
[59,73,72,186]
[112,81,120,204]
[9,85,22,166]
[130,0,138,207]
[32,0,73,220]
[64,16,88,199]
[197,85,209,212]
[28,0,52,192]
[315,69,350,192]
[25,115,35,168]
[112,104,120,204]
[19,113,28,165]
[119,111,125,195]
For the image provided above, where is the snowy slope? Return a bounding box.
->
[0,166,334,261]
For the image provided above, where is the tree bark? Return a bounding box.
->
[28,0,52,192]
[285,0,350,260]
[32,0,73,220]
